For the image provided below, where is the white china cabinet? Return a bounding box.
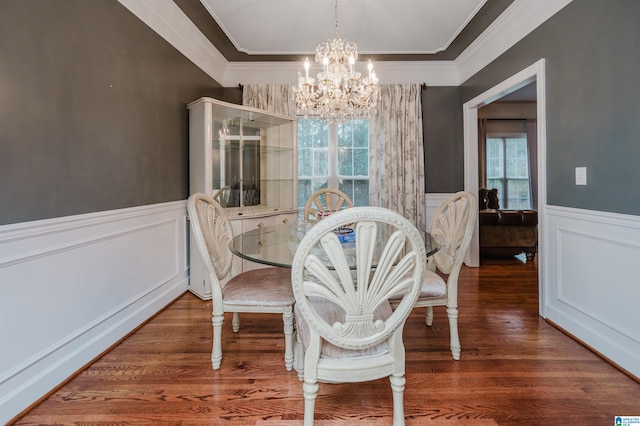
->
[188,97,298,300]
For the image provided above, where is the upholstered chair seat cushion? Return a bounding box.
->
[223,267,295,307]
[389,270,447,302]
[295,297,391,359]
[417,270,447,298]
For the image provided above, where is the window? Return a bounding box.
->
[486,133,531,209]
[297,118,369,207]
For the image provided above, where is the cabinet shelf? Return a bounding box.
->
[188,97,299,300]
[189,97,297,214]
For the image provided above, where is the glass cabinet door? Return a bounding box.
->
[188,97,298,300]
[194,98,296,214]
[211,120,261,208]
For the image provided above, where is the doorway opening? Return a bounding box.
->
[463,59,547,317]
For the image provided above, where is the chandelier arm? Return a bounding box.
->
[294,0,380,122]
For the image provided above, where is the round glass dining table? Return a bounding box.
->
[229,221,440,268]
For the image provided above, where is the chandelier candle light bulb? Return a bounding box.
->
[294,0,380,122]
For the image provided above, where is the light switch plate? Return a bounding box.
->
[575,167,587,185]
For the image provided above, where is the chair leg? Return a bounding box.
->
[283,306,294,371]
[302,380,318,426]
[211,312,224,369]
[232,312,240,332]
[526,247,536,261]
[389,373,406,426]
[425,306,434,326]
[295,331,304,380]
[446,306,461,360]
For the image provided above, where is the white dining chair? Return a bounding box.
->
[390,191,476,360]
[212,186,231,208]
[303,188,353,223]
[188,193,295,370]
[292,207,426,425]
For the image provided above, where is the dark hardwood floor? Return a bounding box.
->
[12,255,640,425]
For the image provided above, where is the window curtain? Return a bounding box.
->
[478,118,488,188]
[526,119,538,210]
[369,84,426,237]
[242,84,295,116]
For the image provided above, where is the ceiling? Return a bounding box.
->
[124,0,573,88]
[174,0,514,62]
[202,0,485,55]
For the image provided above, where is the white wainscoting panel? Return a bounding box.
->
[543,205,640,379]
[0,201,189,423]
[426,192,479,267]
[425,193,453,231]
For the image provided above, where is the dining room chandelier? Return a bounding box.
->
[294,0,380,122]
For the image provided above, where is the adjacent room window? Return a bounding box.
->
[297,118,369,207]
[486,133,531,209]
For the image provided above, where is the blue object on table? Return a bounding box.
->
[336,228,355,243]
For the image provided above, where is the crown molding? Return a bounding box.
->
[120,0,573,87]
[455,0,573,84]
[222,61,459,87]
[117,0,227,85]
[374,61,460,86]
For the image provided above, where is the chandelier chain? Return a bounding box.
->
[334,0,339,37]
[293,0,380,122]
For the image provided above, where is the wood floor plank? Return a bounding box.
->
[11,255,640,425]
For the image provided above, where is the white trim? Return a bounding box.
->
[117,0,227,84]
[462,59,546,313]
[544,205,640,378]
[222,61,460,87]
[425,193,454,232]
[456,0,572,84]
[0,201,189,424]
[0,200,186,239]
[118,0,572,86]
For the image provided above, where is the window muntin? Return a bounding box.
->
[298,118,369,207]
[486,134,531,210]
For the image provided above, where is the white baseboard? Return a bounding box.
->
[0,201,189,423]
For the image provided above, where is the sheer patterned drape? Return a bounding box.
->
[526,119,538,210]
[243,83,426,235]
[478,119,488,188]
[242,84,295,116]
[369,84,426,236]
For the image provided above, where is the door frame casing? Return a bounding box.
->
[463,58,547,317]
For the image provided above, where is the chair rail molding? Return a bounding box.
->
[0,201,189,424]
[425,193,454,231]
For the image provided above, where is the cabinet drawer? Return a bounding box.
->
[241,216,274,231]
[239,213,296,272]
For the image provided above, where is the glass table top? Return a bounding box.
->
[229,220,440,268]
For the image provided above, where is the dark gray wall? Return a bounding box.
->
[0,0,222,225]
[459,0,640,216]
[422,87,463,193]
